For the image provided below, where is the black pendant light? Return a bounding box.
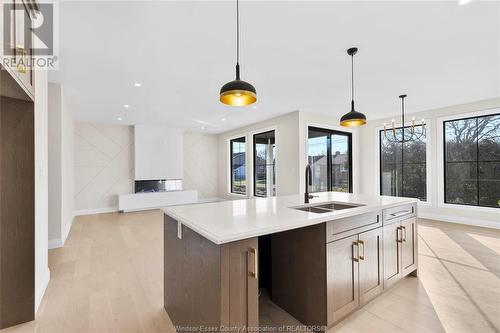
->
[340,47,367,127]
[220,0,257,106]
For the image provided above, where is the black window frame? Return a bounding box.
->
[443,113,500,209]
[307,126,353,193]
[230,136,247,195]
[378,124,427,201]
[253,130,276,198]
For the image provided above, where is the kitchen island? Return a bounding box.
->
[163,192,418,331]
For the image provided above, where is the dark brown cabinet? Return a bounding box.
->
[401,218,418,276]
[327,227,383,325]
[327,235,359,324]
[358,227,384,305]
[383,216,418,288]
[224,238,259,327]
[0,96,35,329]
[383,221,402,288]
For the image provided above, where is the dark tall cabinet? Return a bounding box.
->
[0,68,35,328]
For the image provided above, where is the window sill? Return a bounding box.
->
[438,202,500,213]
[417,200,431,207]
[227,192,248,199]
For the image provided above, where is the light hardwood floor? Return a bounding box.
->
[1,211,499,333]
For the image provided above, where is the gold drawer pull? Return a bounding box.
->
[352,242,359,262]
[391,210,411,217]
[15,46,27,74]
[397,226,403,243]
[249,247,258,279]
[358,240,365,260]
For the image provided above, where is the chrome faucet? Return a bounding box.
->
[305,164,317,203]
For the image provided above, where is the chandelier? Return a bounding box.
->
[383,95,426,143]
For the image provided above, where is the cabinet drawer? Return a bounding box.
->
[383,203,416,224]
[327,211,381,243]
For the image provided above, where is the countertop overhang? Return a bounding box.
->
[162,192,418,245]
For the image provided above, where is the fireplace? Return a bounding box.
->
[134,179,182,193]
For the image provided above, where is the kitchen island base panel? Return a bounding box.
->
[164,214,223,327]
[164,214,258,330]
[272,223,327,327]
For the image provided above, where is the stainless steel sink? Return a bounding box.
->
[314,203,361,210]
[293,206,333,214]
[291,202,364,214]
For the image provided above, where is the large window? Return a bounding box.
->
[308,127,352,193]
[444,113,500,208]
[253,130,276,197]
[379,125,426,201]
[230,137,246,195]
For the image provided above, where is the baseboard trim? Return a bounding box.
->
[48,238,63,249]
[74,207,118,216]
[419,212,500,230]
[35,268,50,313]
[61,215,75,244]
[197,197,223,203]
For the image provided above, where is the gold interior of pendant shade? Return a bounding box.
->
[340,118,367,127]
[220,90,257,106]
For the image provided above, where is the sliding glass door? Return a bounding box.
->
[308,127,352,193]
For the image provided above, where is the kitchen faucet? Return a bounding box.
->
[304,164,317,204]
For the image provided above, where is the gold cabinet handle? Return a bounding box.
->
[397,226,403,243]
[352,242,359,262]
[358,240,365,260]
[249,247,258,279]
[402,226,407,242]
[15,46,27,74]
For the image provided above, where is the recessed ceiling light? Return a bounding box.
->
[221,118,226,121]
[117,117,123,121]
[134,82,141,87]
[459,0,472,5]
[124,104,130,108]
[253,106,257,109]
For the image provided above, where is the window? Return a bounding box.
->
[444,113,500,208]
[379,125,426,201]
[230,137,246,195]
[253,130,276,197]
[308,127,352,193]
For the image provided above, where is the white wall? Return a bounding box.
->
[184,131,219,200]
[61,92,75,241]
[34,70,50,312]
[74,123,134,214]
[218,111,301,199]
[48,82,75,248]
[48,83,62,244]
[73,124,221,213]
[359,97,500,229]
[134,125,183,180]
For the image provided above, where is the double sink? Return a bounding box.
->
[291,202,364,214]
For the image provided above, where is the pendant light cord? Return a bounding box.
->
[235,0,240,80]
[350,53,355,111]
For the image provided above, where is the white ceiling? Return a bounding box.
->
[49,0,500,133]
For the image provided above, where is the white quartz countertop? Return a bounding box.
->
[162,192,418,245]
